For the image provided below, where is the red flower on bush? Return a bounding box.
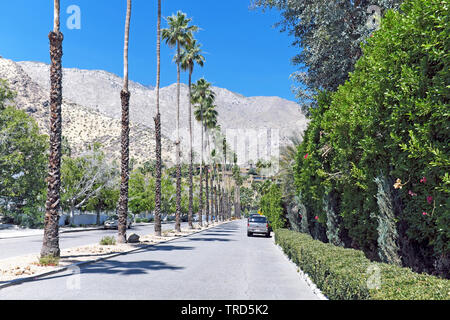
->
[304,154,309,159]
[314,216,319,220]
[408,190,417,197]
[420,177,427,183]
[422,212,428,216]
[427,196,433,204]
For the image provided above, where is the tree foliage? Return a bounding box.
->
[292,0,449,276]
[252,0,402,106]
[259,182,286,230]
[0,80,47,227]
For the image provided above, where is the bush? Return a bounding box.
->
[275,229,450,300]
[293,0,449,274]
[99,236,116,246]
[259,182,286,230]
[38,255,60,267]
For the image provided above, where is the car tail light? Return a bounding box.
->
[266,223,269,228]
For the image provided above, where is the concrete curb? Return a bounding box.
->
[0,220,234,290]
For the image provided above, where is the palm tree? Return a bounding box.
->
[117,0,132,244]
[210,148,217,222]
[204,102,218,224]
[180,40,205,229]
[41,0,64,258]
[192,79,215,226]
[154,0,162,237]
[162,11,198,232]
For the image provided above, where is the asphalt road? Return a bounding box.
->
[0,220,318,300]
[0,222,189,260]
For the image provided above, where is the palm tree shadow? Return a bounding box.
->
[188,237,233,242]
[82,259,183,276]
[8,244,192,285]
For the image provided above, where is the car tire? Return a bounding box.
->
[247,232,252,237]
[266,232,270,238]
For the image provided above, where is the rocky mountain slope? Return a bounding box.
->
[1,57,308,167]
[0,57,174,165]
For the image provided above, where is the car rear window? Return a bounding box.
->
[249,216,267,223]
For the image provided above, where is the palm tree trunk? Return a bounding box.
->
[41,0,63,258]
[188,69,194,229]
[117,0,132,244]
[154,0,162,236]
[199,110,204,227]
[222,145,226,220]
[175,41,181,233]
[205,129,210,224]
[214,183,218,222]
[210,166,215,222]
[205,159,209,225]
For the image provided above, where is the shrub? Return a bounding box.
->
[99,236,116,246]
[259,183,286,230]
[275,229,450,300]
[38,255,60,267]
[293,0,449,274]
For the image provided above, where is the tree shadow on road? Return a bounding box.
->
[201,232,236,236]
[188,237,234,242]
[81,259,183,276]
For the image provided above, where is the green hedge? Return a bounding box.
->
[275,229,450,300]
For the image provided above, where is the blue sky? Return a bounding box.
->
[0,0,299,101]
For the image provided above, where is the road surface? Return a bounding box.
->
[0,222,188,260]
[0,220,319,300]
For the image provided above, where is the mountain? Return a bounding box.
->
[0,57,308,167]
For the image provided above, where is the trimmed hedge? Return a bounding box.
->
[275,229,450,300]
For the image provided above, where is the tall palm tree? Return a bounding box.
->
[117,0,132,243]
[192,79,215,226]
[154,0,162,237]
[162,11,198,232]
[210,148,217,222]
[180,40,205,229]
[41,0,64,258]
[204,103,218,224]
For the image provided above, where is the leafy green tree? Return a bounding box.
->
[61,144,116,225]
[253,0,402,107]
[259,182,286,230]
[128,170,155,215]
[84,184,119,225]
[161,173,176,215]
[293,0,449,276]
[0,80,47,227]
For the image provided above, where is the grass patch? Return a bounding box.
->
[38,255,60,267]
[99,236,116,246]
[275,229,450,300]
[162,229,175,237]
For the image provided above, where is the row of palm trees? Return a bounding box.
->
[40,0,236,258]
